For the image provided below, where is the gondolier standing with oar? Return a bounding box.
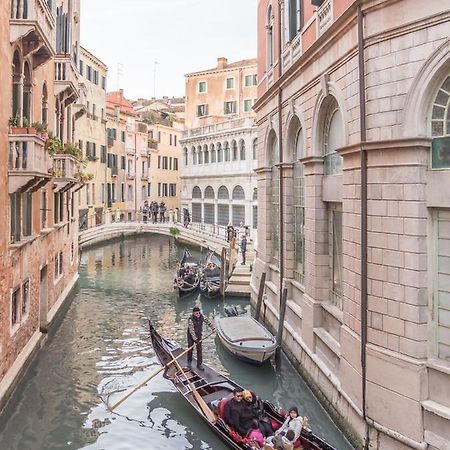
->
[187,306,214,371]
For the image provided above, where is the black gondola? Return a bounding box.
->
[149,323,338,450]
[199,251,222,298]
[174,249,200,295]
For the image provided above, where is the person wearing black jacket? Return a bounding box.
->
[223,388,244,431]
[187,306,214,370]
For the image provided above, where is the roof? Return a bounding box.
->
[186,58,257,78]
[107,90,136,115]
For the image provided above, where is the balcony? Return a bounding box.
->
[182,117,256,139]
[126,147,135,155]
[54,55,79,102]
[8,132,51,194]
[10,0,56,68]
[53,154,78,192]
[126,173,135,181]
[317,0,333,37]
[282,33,302,72]
[141,173,149,181]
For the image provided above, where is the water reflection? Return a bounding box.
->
[0,235,353,450]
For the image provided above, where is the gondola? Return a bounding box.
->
[149,323,338,450]
[199,251,222,298]
[174,248,200,295]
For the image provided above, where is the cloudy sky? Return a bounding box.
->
[80,0,257,100]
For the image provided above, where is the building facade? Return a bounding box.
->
[181,58,258,240]
[147,121,182,212]
[76,46,108,229]
[1,0,83,409]
[253,1,450,449]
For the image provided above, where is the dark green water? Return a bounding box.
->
[0,235,353,450]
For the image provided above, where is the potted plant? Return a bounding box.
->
[63,143,82,159]
[46,135,63,155]
[9,116,27,134]
[31,122,48,139]
[22,117,37,134]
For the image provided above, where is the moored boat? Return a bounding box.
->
[174,248,200,295]
[149,322,338,450]
[215,308,277,365]
[200,251,222,298]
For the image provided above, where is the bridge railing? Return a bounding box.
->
[78,209,231,244]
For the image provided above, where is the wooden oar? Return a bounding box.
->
[170,351,216,422]
[108,329,215,412]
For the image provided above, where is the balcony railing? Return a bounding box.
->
[282,33,302,72]
[53,154,78,180]
[182,117,256,139]
[10,0,56,64]
[8,132,51,193]
[54,55,79,98]
[317,0,333,37]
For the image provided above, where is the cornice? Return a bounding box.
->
[337,137,432,156]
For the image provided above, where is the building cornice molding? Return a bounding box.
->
[254,166,273,174]
[180,126,258,145]
[337,137,432,156]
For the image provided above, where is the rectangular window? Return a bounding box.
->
[79,60,84,76]
[158,183,161,197]
[41,191,47,230]
[22,279,30,316]
[245,74,257,87]
[174,158,178,171]
[162,183,168,197]
[11,287,20,326]
[226,77,235,89]
[174,135,177,146]
[112,183,116,202]
[169,134,172,146]
[102,76,106,90]
[101,183,105,203]
[121,155,126,170]
[163,156,168,170]
[329,207,343,309]
[142,186,146,200]
[244,99,254,112]
[121,183,125,202]
[158,156,161,169]
[121,131,126,143]
[198,81,207,93]
[101,145,107,163]
[169,157,172,170]
[196,104,208,117]
[21,192,32,237]
[147,183,151,196]
[158,131,161,142]
[434,209,450,360]
[224,101,237,115]
[127,185,133,201]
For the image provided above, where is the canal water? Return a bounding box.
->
[0,235,353,450]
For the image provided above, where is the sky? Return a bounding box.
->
[80,0,257,100]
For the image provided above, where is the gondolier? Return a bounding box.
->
[187,307,214,370]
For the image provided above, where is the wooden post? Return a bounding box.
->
[254,272,266,321]
[275,286,288,362]
[220,246,226,296]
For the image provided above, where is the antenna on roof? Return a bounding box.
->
[117,62,124,90]
[153,61,159,99]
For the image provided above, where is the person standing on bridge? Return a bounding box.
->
[187,306,214,371]
[240,235,247,265]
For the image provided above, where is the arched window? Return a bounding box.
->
[23,61,32,123]
[232,185,245,200]
[41,83,48,126]
[239,140,246,160]
[192,146,197,165]
[253,138,258,160]
[210,144,216,163]
[192,186,202,199]
[293,125,305,282]
[217,143,223,162]
[224,141,230,161]
[12,50,22,119]
[204,186,215,199]
[232,140,238,160]
[431,75,450,169]
[269,131,279,263]
[184,147,188,166]
[267,5,274,68]
[323,98,343,175]
[218,185,229,199]
[204,144,209,164]
[197,145,203,164]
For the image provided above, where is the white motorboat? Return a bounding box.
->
[215,309,277,365]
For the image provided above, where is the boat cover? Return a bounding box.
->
[218,316,274,343]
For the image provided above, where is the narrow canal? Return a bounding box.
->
[0,235,353,450]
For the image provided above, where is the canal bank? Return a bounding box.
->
[0,235,353,450]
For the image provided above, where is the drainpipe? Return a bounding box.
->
[276,0,287,354]
[357,4,369,449]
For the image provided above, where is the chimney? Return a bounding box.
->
[217,57,228,69]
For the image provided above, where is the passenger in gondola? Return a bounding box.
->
[186,306,214,370]
[243,390,274,437]
[265,406,304,448]
[264,429,296,450]
[223,388,245,431]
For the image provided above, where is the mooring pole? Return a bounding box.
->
[254,272,266,321]
[220,246,227,296]
[275,286,288,363]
